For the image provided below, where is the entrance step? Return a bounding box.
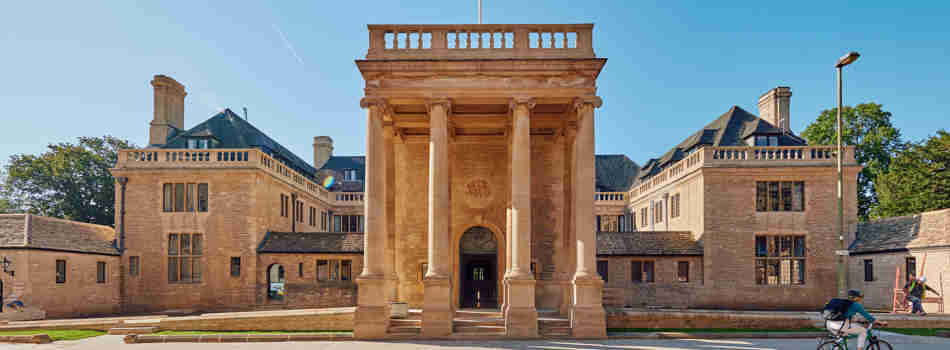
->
[389,318,421,327]
[539,315,571,337]
[387,310,422,335]
[387,326,421,335]
[452,309,506,336]
[453,318,505,327]
[454,309,502,318]
[453,325,506,333]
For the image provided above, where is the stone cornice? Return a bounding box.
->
[508,97,537,112]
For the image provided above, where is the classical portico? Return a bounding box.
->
[353,24,607,339]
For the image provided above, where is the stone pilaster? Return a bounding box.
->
[504,97,538,338]
[423,98,453,337]
[354,97,390,339]
[570,96,606,339]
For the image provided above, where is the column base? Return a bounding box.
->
[354,276,390,339]
[571,277,606,339]
[422,277,453,337]
[504,278,537,338]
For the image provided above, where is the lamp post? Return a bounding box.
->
[835,51,859,297]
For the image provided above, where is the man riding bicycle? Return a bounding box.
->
[825,290,887,350]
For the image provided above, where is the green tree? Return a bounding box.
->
[801,103,904,221]
[3,136,134,225]
[872,130,950,218]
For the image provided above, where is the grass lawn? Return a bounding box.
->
[0,330,105,341]
[607,328,825,333]
[156,330,352,335]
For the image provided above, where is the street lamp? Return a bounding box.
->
[835,51,859,298]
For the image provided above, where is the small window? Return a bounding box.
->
[163,184,174,212]
[96,262,106,283]
[341,260,352,281]
[333,215,342,232]
[678,261,689,283]
[174,183,185,212]
[56,259,66,284]
[197,184,208,212]
[906,257,916,283]
[631,261,655,283]
[595,215,602,232]
[230,257,241,277]
[185,183,195,212]
[129,256,140,277]
[597,260,609,282]
[317,260,329,281]
[299,262,304,277]
[864,259,874,282]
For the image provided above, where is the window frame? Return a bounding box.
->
[230,257,241,277]
[129,256,140,277]
[168,233,203,284]
[597,260,609,282]
[677,261,689,283]
[864,259,874,282]
[754,235,806,286]
[631,260,655,283]
[56,259,66,284]
[96,261,106,284]
[756,181,805,212]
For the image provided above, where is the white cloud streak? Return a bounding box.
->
[272,23,304,66]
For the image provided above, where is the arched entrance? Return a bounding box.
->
[267,264,285,301]
[459,226,498,308]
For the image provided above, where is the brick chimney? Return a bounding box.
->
[148,75,187,146]
[757,87,792,132]
[313,136,334,169]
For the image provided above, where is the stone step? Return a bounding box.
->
[389,319,421,327]
[387,326,421,334]
[452,325,506,333]
[450,332,507,339]
[539,319,570,327]
[107,327,157,335]
[537,309,561,317]
[454,310,502,318]
[453,318,505,327]
[540,326,572,334]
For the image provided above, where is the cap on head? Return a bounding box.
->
[848,289,864,299]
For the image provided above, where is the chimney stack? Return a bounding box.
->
[757,87,792,132]
[313,136,334,169]
[148,75,187,146]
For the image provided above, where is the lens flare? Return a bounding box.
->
[322,176,335,189]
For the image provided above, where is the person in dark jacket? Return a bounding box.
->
[904,276,940,315]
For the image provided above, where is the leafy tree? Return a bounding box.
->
[3,136,135,225]
[872,130,950,218]
[801,103,904,221]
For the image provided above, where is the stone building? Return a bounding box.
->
[849,208,950,312]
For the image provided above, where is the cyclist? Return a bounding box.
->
[825,290,885,350]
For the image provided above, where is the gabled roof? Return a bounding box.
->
[317,156,366,192]
[597,231,703,256]
[162,109,317,178]
[636,106,807,184]
[257,232,364,254]
[850,209,950,254]
[0,214,119,256]
[595,155,640,192]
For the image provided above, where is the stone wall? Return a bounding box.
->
[600,256,703,308]
[850,249,950,311]
[256,253,362,308]
[0,249,120,318]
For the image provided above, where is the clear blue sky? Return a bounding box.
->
[1,1,947,167]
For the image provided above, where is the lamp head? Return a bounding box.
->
[836,51,860,68]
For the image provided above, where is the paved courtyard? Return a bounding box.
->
[5,332,950,350]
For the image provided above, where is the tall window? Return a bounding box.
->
[595,215,602,232]
[341,260,352,281]
[864,259,874,282]
[755,235,806,285]
[56,259,66,284]
[321,211,328,231]
[96,262,106,283]
[333,215,342,232]
[129,256,140,277]
[671,194,681,218]
[168,233,203,283]
[631,261,654,283]
[756,181,804,212]
[654,202,664,223]
[230,257,241,277]
[343,169,358,181]
[332,215,363,232]
[906,257,916,283]
[163,183,209,212]
[641,208,648,227]
[317,259,353,281]
[678,261,689,282]
[617,215,626,232]
[597,260,609,282]
[299,262,304,277]
[280,194,288,217]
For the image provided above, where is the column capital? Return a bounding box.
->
[425,98,452,113]
[508,97,536,112]
[572,96,603,112]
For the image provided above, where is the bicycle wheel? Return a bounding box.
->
[867,339,893,350]
[817,340,845,350]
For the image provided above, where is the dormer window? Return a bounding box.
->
[747,135,779,147]
[343,169,359,181]
[186,138,215,149]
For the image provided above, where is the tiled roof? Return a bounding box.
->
[595,155,640,192]
[257,232,364,254]
[161,109,317,179]
[0,214,118,255]
[597,231,703,256]
[635,106,807,184]
[318,156,366,192]
[850,209,950,254]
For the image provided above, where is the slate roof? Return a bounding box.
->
[595,155,640,192]
[257,232,364,254]
[161,109,317,179]
[596,231,703,256]
[850,209,950,254]
[0,214,119,255]
[635,106,807,185]
[317,156,367,192]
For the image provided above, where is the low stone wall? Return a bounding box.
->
[606,308,950,329]
[153,307,354,331]
[0,334,51,344]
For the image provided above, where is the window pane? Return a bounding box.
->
[334,216,341,232]
[769,136,778,146]
[97,262,106,283]
[631,261,642,283]
[597,261,609,282]
[330,260,340,280]
[755,260,766,285]
[130,256,139,276]
[780,259,791,284]
[192,258,201,282]
[186,183,195,212]
[678,261,689,282]
[168,257,179,282]
[767,236,779,257]
[793,236,806,257]
[197,184,208,212]
[864,260,873,282]
[768,182,779,211]
[755,136,768,146]
[644,261,655,282]
[781,182,793,211]
[767,260,780,285]
[794,260,805,284]
[180,233,191,256]
[906,257,916,282]
[192,234,202,256]
[163,184,174,212]
[756,182,768,212]
[56,260,66,283]
[780,236,793,257]
[231,257,241,277]
[317,260,328,281]
[168,234,179,256]
[755,236,767,257]
[349,215,358,233]
[792,182,804,211]
[180,257,191,282]
[341,260,352,281]
[174,183,185,212]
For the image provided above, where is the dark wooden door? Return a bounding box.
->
[460,255,496,308]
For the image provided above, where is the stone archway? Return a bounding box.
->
[267,264,285,301]
[458,226,498,308]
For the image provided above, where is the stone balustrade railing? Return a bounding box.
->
[595,192,625,202]
[365,24,595,60]
[117,148,336,204]
[335,192,365,206]
[628,145,856,202]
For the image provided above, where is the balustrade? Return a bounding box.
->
[595,192,625,202]
[366,24,595,59]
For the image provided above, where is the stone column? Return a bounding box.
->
[423,98,453,337]
[504,97,538,337]
[354,97,390,339]
[384,120,399,302]
[570,96,606,338]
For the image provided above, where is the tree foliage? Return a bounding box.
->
[801,103,904,221]
[872,130,950,218]
[2,136,134,225]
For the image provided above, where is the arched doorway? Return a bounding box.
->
[267,264,285,301]
[459,226,498,308]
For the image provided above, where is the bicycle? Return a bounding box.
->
[817,320,892,350]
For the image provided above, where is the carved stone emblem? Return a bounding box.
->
[464,178,492,208]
